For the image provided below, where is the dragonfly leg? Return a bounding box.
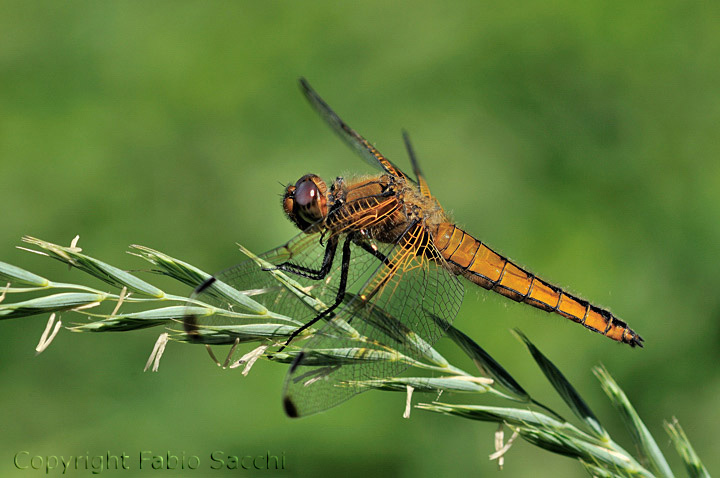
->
[356,239,390,265]
[278,236,354,351]
[273,236,339,280]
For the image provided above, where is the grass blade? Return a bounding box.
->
[446,325,529,400]
[172,323,300,344]
[70,306,190,332]
[129,245,212,289]
[664,418,710,478]
[593,366,672,477]
[0,261,49,287]
[355,376,492,393]
[516,426,649,477]
[514,329,607,440]
[23,237,165,298]
[0,292,105,319]
[418,402,571,431]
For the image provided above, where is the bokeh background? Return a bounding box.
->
[2,2,718,477]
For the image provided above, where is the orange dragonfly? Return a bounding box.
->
[185,79,642,418]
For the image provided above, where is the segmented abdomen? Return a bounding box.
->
[433,223,643,347]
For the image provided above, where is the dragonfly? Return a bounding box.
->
[184,79,643,418]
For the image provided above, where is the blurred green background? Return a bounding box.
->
[2,1,718,477]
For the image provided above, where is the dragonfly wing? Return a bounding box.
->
[183,230,399,347]
[402,130,432,198]
[282,224,465,418]
[183,231,330,344]
[299,78,411,181]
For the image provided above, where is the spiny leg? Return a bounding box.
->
[356,239,390,265]
[279,236,354,351]
[272,235,339,280]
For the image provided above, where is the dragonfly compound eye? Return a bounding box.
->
[283,174,328,231]
[295,179,319,208]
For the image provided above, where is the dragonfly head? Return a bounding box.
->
[283,174,329,231]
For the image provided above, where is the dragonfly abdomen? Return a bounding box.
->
[433,223,643,347]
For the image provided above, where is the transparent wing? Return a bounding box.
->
[282,224,465,417]
[183,231,398,346]
[402,130,432,198]
[299,78,411,181]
